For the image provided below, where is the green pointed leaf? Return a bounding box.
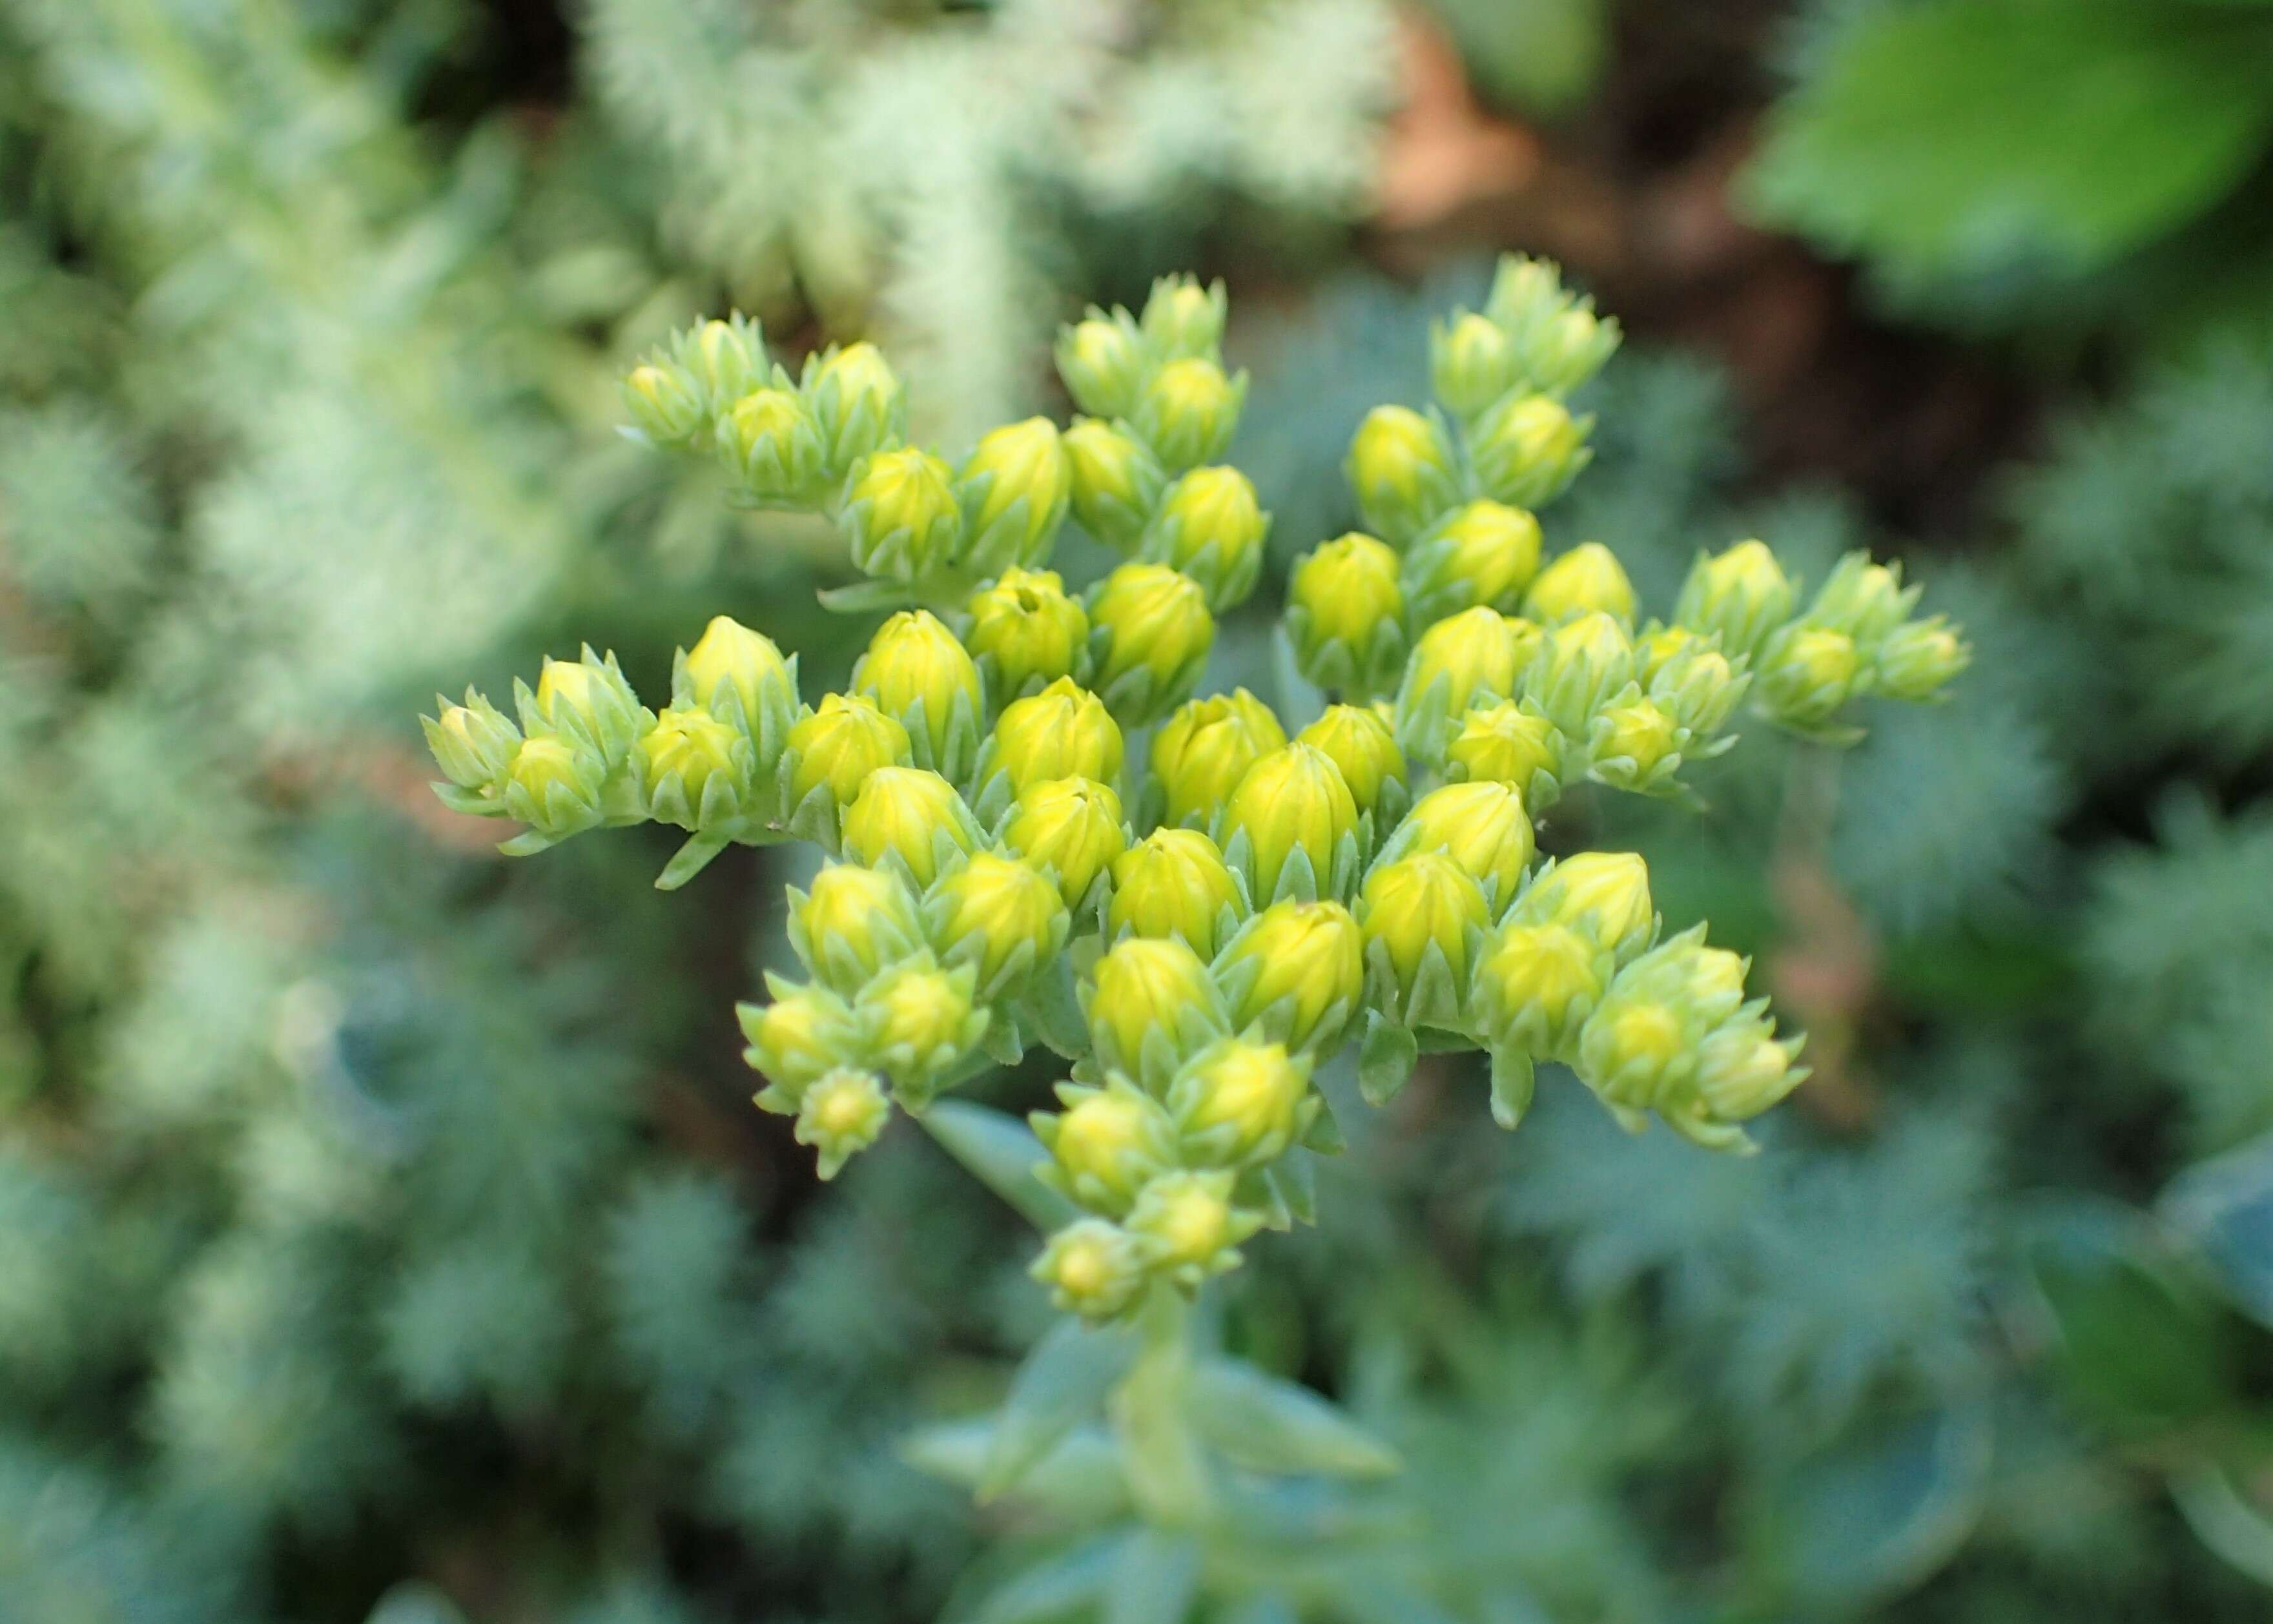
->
[980,1319,1141,1501]
[1104,1531,1200,1624]
[2163,1134,2273,1328]
[1358,1012,1418,1107]
[967,1534,1130,1624]
[1189,1357,1402,1479]
[1488,1047,1536,1129]
[920,1101,1078,1232]
[654,832,730,890]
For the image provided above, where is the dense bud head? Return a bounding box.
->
[1392,781,1535,906]
[1346,404,1460,545]
[426,695,518,790]
[1512,852,1654,962]
[739,983,859,1100]
[1474,921,1603,1054]
[1032,1218,1144,1320]
[803,340,907,473]
[965,568,1089,697]
[1526,610,1636,735]
[1445,701,1561,803]
[793,863,925,994]
[1674,539,1795,661]
[1222,743,1361,904]
[1040,1082,1178,1215]
[1468,393,1590,510]
[925,852,1067,998]
[958,416,1071,571]
[1809,554,1915,648]
[1758,626,1862,728]
[1003,776,1127,907]
[1126,1169,1251,1281]
[1695,1020,1805,1121]
[852,610,983,776]
[841,766,980,886]
[1361,850,1490,1002]
[795,1068,891,1180]
[1062,418,1168,551]
[1874,615,1970,700]
[1217,900,1363,1053]
[991,675,1124,799]
[859,956,983,1092]
[787,693,911,811]
[720,387,824,499]
[1525,542,1636,626]
[1296,704,1407,818]
[1140,274,1228,359]
[1056,316,1147,420]
[1087,564,1215,723]
[1109,828,1245,958]
[1291,532,1403,646]
[638,708,743,805]
[1432,311,1519,420]
[624,361,706,445]
[843,446,962,581]
[1408,500,1544,619]
[1151,689,1286,828]
[1087,936,1229,1089]
[1146,465,1268,610]
[1133,357,1245,469]
[687,616,793,727]
[1169,1038,1313,1167]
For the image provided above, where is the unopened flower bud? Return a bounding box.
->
[1395,607,1531,761]
[503,735,606,840]
[856,954,987,1104]
[1472,921,1605,1059]
[1126,1169,1257,1286]
[719,387,825,501]
[1286,532,1407,697]
[1168,1038,1316,1168]
[677,315,766,415]
[639,707,752,831]
[925,851,1069,1002]
[784,694,911,836]
[1003,776,1127,909]
[984,676,1124,814]
[1215,900,1363,1054]
[1525,610,1636,736]
[531,650,646,767]
[1062,418,1168,552]
[1034,1078,1179,1215]
[1032,1218,1145,1321]
[852,610,984,781]
[1086,563,1214,725]
[1107,828,1246,959]
[964,568,1089,699]
[1873,615,1970,701]
[1142,466,1268,610]
[684,616,797,747]
[1085,936,1231,1093]
[1385,781,1535,909]
[1150,690,1285,830]
[796,1067,891,1180]
[1131,358,1246,471]
[842,447,962,582]
[841,766,982,888]
[1808,553,1918,650]
[1443,700,1563,811]
[1576,990,1694,1116]
[1221,744,1362,905]
[1694,1017,1807,1122]
[801,340,907,478]
[790,863,925,996]
[1056,314,1147,420]
[1139,274,1228,361]
[1756,625,1862,730]
[623,361,706,447]
[1432,311,1519,420]
[1483,255,1564,333]
[738,979,859,1110]
[1673,540,1795,662]
[1469,393,1590,511]
[1518,305,1620,398]
[1647,637,1749,740]
[1508,851,1654,964]
[1586,699,1682,795]
[1404,501,1544,624]
[958,416,1071,573]
[1525,541,1636,627]
[1346,405,1461,546]
[1361,851,1490,1027]
[1296,704,1408,824]
[424,692,519,803]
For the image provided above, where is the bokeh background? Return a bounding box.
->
[7,1,2273,1619]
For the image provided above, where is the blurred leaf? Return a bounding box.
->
[1189,1359,1401,1479]
[2172,1461,2273,1588]
[981,1320,1140,1502]
[1104,1530,1200,1624]
[1426,0,1609,116]
[921,1101,1078,1233]
[2163,1136,2273,1329]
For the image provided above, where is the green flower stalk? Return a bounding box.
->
[963,568,1089,701]
[1107,828,1248,960]
[1085,562,1215,726]
[956,416,1071,574]
[1131,357,1248,472]
[800,340,908,480]
[1296,704,1410,828]
[1468,393,1591,511]
[852,610,986,782]
[1142,465,1268,611]
[842,446,963,582]
[924,852,1070,1003]
[1062,418,1168,552]
[1219,743,1364,906]
[1287,531,1408,698]
[1346,404,1461,546]
[1149,690,1286,831]
[1213,900,1364,1056]
[1360,851,1490,1030]
[1525,541,1637,628]
[1404,500,1543,624]
[1084,936,1231,1095]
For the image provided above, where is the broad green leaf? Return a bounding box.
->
[1742,0,2273,272]
[980,1319,1141,1501]
[1104,1530,1200,1624]
[1188,1358,1402,1479]
[920,1101,1078,1232]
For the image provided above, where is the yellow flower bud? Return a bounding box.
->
[504,735,604,840]
[1085,936,1230,1093]
[623,360,706,446]
[1443,700,1563,810]
[785,693,910,819]
[796,1067,891,1180]
[801,340,907,476]
[1056,314,1148,420]
[685,616,795,739]
[1509,851,1654,963]
[1431,311,1519,420]
[1062,418,1169,552]
[1577,996,1691,1113]
[1874,615,1970,701]
[1587,699,1681,794]
[925,851,1069,1000]
[1395,606,1528,759]
[1809,553,1918,648]
[1151,690,1286,830]
[1032,1217,1144,1320]
[842,446,962,582]
[790,863,925,995]
[1087,563,1214,724]
[1296,704,1408,821]
[1405,500,1544,623]
[1286,532,1406,694]
[1215,900,1363,1054]
[1346,404,1461,546]
[1139,274,1227,360]
[1132,357,1246,471]
[840,766,981,887]
[1646,635,1750,739]
[1168,1037,1315,1168]
[1757,625,1862,730]
[1144,465,1268,610]
[1360,851,1489,1025]
[424,692,519,799]
[1525,610,1636,735]
[638,707,749,829]
[958,416,1071,573]
[1694,1019,1806,1122]
[1483,255,1563,333]
[857,954,986,1102]
[852,610,984,779]
[1520,305,1620,398]
[1126,1169,1256,1285]
[1472,921,1605,1058]
[1673,539,1796,662]
[676,314,766,413]
[531,650,645,766]
[1220,743,1361,905]
[1108,828,1246,959]
[1003,776,1127,908]
[987,676,1124,809]
[1035,1079,1178,1215]
[719,386,825,500]
[964,568,1089,699]
[1389,781,1536,907]
[1525,541,1636,627]
[1468,393,1590,511]
[738,980,859,1108]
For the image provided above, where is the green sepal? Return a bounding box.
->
[1357,1011,1419,1107]
[1281,605,1408,704]
[982,1018,1027,1068]
[1016,955,1093,1060]
[1235,1164,1293,1231]
[1302,1095,1346,1156]
[655,832,732,890]
[1266,1150,1319,1227]
[1361,931,1474,1032]
[497,828,564,858]
[1488,1046,1536,1130]
[955,474,1068,577]
[431,781,510,819]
